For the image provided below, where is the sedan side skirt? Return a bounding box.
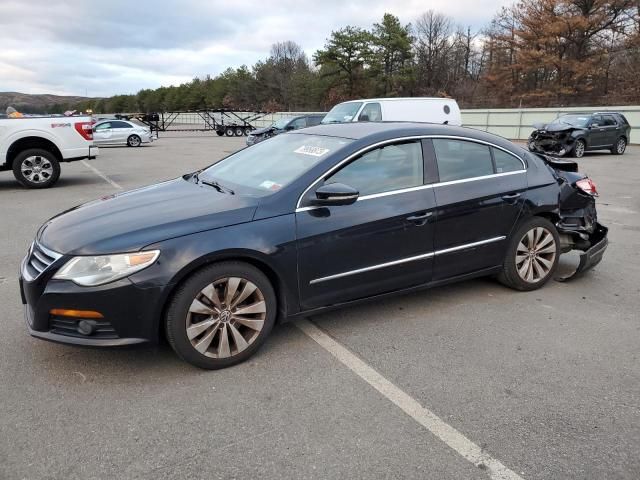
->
[309,236,506,285]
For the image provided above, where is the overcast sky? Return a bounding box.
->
[0,0,512,98]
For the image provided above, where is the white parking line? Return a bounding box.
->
[295,318,524,480]
[81,160,122,190]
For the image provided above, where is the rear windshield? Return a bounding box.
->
[322,102,363,124]
[199,133,352,196]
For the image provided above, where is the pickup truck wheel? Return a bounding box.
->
[12,149,60,189]
[127,135,141,147]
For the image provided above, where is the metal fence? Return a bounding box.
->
[128,106,640,143]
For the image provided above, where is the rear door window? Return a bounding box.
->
[492,148,524,174]
[602,115,617,126]
[432,139,494,182]
[95,122,111,130]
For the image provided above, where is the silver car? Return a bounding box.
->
[93,120,153,147]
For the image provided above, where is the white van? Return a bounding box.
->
[321,97,462,126]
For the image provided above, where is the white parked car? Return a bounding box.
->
[0,115,98,188]
[321,97,462,126]
[93,120,153,147]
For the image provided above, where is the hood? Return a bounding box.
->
[249,126,277,136]
[533,122,585,133]
[38,177,259,255]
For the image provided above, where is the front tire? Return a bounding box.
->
[498,217,560,291]
[572,139,586,158]
[12,148,60,189]
[611,137,626,155]
[165,262,277,369]
[127,135,141,147]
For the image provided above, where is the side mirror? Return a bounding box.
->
[311,183,359,206]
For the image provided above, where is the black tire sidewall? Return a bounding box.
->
[165,261,277,369]
[12,148,61,189]
[499,217,560,291]
[573,139,585,158]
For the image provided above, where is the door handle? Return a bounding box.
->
[502,193,521,202]
[406,212,433,225]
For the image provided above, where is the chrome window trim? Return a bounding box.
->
[309,236,506,285]
[295,135,526,210]
[433,170,524,187]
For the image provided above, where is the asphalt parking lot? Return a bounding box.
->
[1,133,638,479]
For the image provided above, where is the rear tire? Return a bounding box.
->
[498,217,560,291]
[165,261,277,370]
[611,137,626,155]
[243,127,252,136]
[225,127,235,137]
[234,127,244,137]
[12,148,60,189]
[127,135,141,147]
[572,139,586,158]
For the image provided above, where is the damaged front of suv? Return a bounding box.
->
[528,114,591,157]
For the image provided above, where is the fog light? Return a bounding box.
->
[77,320,97,336]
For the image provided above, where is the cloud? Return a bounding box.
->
[0,0,513,96]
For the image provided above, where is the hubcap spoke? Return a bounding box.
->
[232,315,264,331]
[189,298,216,315]
[218,324,231,357]
[194,327,217,353]
[228,323,249,352]
[224,277,241,305]
[201,283,223,309]
[231,281,257,308]
[234,301,266,316]
[186,317,217,340]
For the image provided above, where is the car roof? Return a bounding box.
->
[337,97,452,104]
[294,121,518,150]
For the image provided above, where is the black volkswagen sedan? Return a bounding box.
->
[20,123,608,369]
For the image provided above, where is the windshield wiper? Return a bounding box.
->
[201,179,235,195]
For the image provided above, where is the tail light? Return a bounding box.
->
[74,121,93,141]
[576,178,598,196]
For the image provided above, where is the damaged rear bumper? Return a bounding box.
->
[557,222,608,281]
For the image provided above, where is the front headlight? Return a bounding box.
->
[53,250,160,286]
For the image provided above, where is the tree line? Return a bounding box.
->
[67,1,639,114]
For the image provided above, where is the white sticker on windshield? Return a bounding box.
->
[294,145,330,157]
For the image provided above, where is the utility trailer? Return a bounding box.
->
[120,110,270,137]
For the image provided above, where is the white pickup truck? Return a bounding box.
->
[0,115,99,188]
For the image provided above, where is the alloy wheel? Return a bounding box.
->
[128,135,141,147]
[21,156,53,184]
[515,227,557,283]
[616,138,626,154]
[186,277,266,358]
[574,140,585,158]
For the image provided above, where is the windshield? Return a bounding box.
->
[551,115,590,128]
[272,117,292,130]
[321,102,363,124]
[199,133,352,196]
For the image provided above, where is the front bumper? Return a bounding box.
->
[20,258,166,346]
[528,134,573,156]
[558,222,608,281]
